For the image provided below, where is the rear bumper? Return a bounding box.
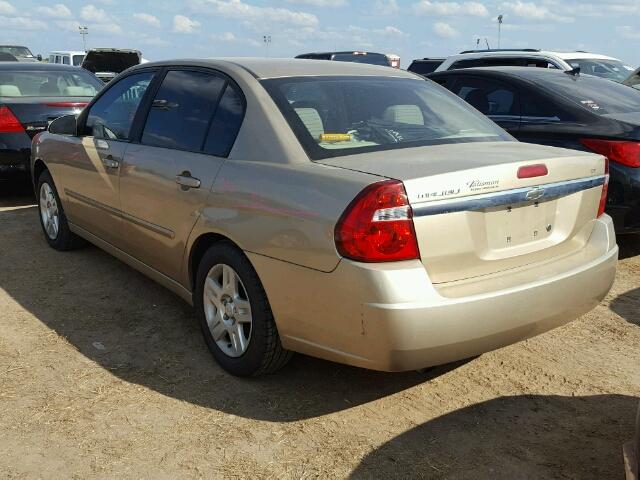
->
[0,150,30,178]
[251,215,617,372]
[608,163,640,234]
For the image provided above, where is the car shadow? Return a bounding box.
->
[350,394,638,479]
[610,287,640,327]
[618,234,640,260]
[0,200,464,422]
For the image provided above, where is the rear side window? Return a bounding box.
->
[141,70,244,155]
[452,77,519,116]
[62,56,70,65]
[204,84,244,156]
[85,72,153,140]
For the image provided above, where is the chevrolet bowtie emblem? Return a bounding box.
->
[526,188,545,201]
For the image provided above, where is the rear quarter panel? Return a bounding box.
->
[183,159,380,284]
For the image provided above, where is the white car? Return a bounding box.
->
[435,49,635,82]
[49,51,85,67]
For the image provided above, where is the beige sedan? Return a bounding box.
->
[31,59,617,376]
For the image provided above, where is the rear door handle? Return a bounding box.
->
[176,173,201,190]
[102,155,119,169]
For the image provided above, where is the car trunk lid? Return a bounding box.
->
[320,141,607,283]
[1,97,89,138]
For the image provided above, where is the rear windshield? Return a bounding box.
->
[0,46,33,58]
[565,58,634,82]
[262,76,512,160]
[331,53,390,66]
[537,74,640,115]
[0,70,103,97]
[408,61,443,75]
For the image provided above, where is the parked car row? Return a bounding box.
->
[26,57,617,378]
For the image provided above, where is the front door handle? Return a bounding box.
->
[176,172,201,190]
[102,155,119,169]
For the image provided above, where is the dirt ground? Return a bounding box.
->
[1,182,639,479]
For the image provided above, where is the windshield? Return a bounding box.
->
[0,46,33,58]
[262,76,512,160]
[566,58,634,82]
[537,73,640,116]
[0,70,103,97]
[331,53,390,66]
[72,55,85,66]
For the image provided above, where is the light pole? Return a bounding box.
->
[497,15,503,49]
[263,35,271,58]
[79,26,88,52]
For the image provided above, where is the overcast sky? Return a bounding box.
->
[3,0,639,67]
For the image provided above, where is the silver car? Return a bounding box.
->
[31,59,617,376]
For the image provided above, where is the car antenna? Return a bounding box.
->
[565,66,580,76]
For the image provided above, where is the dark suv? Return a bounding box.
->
[295,51,391,67]
[407,58,445,77]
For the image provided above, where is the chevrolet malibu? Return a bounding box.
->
[31,59,617,376]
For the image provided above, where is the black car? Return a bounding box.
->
[0,45,40,62]
[407,58,445,77]
[295,51,391,66]
[429,67,640,234]
[0,62,103,180]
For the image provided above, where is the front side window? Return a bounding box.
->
[85,71,153,140]
[73,55,84,66]
[262,76,512,160]
[141,70,226,152]
[0,70,102,97]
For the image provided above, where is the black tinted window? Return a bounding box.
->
[85,72,153,140]
[453,77,519,116]
[204,84,245,156]
[141,70,226,151]
[408,61,443,75]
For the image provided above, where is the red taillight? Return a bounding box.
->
[580,138,640,168]
[0,105,24,133]
[44,102,88,108]
[598,158,609,217]
[517,163,548,179]
[334,180,420,262]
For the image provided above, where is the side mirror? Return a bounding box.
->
[48,115,78,136]
[37,54,42,61]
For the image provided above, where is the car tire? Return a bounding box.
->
[195,242,292,377]
[37,170,85,251]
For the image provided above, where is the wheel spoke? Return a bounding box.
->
[230,324,246,355]
[204,277,223,308]
[222,265,235,294]
[234,299,251,323]
[209,320,227,341]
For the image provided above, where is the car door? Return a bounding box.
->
[118,68,245,280]
[450,75,521,132]
[62,71,156,247]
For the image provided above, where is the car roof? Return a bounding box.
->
[132,58,416,80]
[431,65,609,83]
[50,51,85,55]
[0,62,83,71]
[448,50,620,62]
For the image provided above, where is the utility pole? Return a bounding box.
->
[263,35,271,58]
[497,15,503,49]
[79,26,88,52]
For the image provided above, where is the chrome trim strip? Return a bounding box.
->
[412,175,605,217]
[65,189,120,217]
[65,189,175,239]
